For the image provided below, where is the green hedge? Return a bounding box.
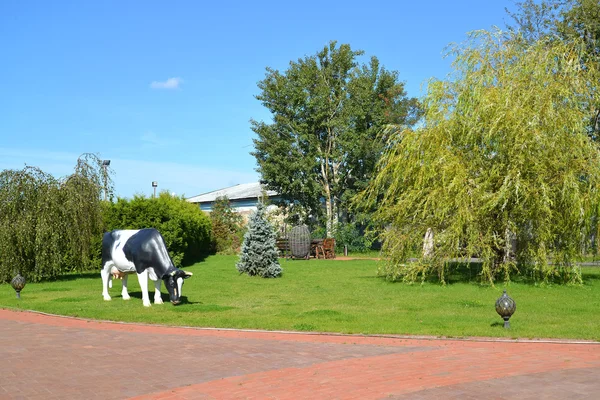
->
[103,192,212,267]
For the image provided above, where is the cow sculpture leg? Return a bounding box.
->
[120,274,131,300]
[136,270,152,307]
[134,270,163,307]
[153,280,164,304]
[101,263,113,301]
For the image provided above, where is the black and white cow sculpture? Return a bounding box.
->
[101,228,192,307]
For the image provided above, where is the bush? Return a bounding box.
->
[311,221,374,253]
[236,202,282,278]
[103,192,212,267]
[210,196,244,254]
[334,222,373,253]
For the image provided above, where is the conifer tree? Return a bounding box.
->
[236,202,282,278]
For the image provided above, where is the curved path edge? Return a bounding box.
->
[2,307,598,345]
[2,308,600,400]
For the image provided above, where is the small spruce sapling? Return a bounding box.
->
[236,202,282,278]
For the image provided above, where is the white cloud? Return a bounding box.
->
[150,77,183,90]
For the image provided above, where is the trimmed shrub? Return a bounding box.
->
[103,192,212,267]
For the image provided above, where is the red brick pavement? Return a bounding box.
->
[1,308,599,400]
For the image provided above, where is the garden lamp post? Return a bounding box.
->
[495,289,516,328]
[102,159,111,201]
[11,273,26,299]
[152,181,158,198]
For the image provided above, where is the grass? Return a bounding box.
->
[1,255,599,341]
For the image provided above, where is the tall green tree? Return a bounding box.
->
[362,29,600,284]
[505,0,563,42]
[507,0,599,49]
[507,0,600,138]
[251,41,421,237]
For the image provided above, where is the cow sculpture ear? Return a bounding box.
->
[182,270,193,279]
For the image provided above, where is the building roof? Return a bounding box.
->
[186,182,278,204]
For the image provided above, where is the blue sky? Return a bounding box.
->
[1,0,517,199]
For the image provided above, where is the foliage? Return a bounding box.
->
[361,29,600,284]
[505,0,564,42]
[251,41,422,237]
[236,202,282,278]
[0,154,110,283]
[62,154,111,270]
[263,204,288,238]
[333,221,374,253]
[507,0,600,139]
[507,0,599,50]
[2,255,600,341]
[103,192,212,266]
[311,220,373,253]
[210,196,245,255]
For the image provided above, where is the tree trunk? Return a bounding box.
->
[423,228,434,258]
[324,184,334,238]
[503,227,517,263]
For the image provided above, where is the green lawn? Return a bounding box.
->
[2,255,599,341]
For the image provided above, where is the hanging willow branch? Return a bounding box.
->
[0,153,112,282]
[361,29,600,284]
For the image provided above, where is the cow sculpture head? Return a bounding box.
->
[163,269,193,305]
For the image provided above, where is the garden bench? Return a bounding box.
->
[276,238,290,258]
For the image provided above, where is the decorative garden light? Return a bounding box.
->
[495,289,516,328]
[11,273,26,299]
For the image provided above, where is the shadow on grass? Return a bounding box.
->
[36,258,208,284]
[582,270,600,285]
[47,271,99,282]
[183,252,211,266]
[124,292,199,305]
[443,262,484,284]
[394,260,600,286]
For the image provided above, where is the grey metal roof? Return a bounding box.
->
[186,182,278,204]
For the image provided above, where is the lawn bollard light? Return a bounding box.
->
[11,273,26,299]
[495,289,516,328]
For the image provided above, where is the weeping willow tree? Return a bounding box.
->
[362,30,600,284]
[0,153,111,282]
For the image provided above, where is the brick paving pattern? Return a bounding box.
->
[1,308,599,399]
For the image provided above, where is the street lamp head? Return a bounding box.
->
[152,181,158,187]
[102,160,111,166]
